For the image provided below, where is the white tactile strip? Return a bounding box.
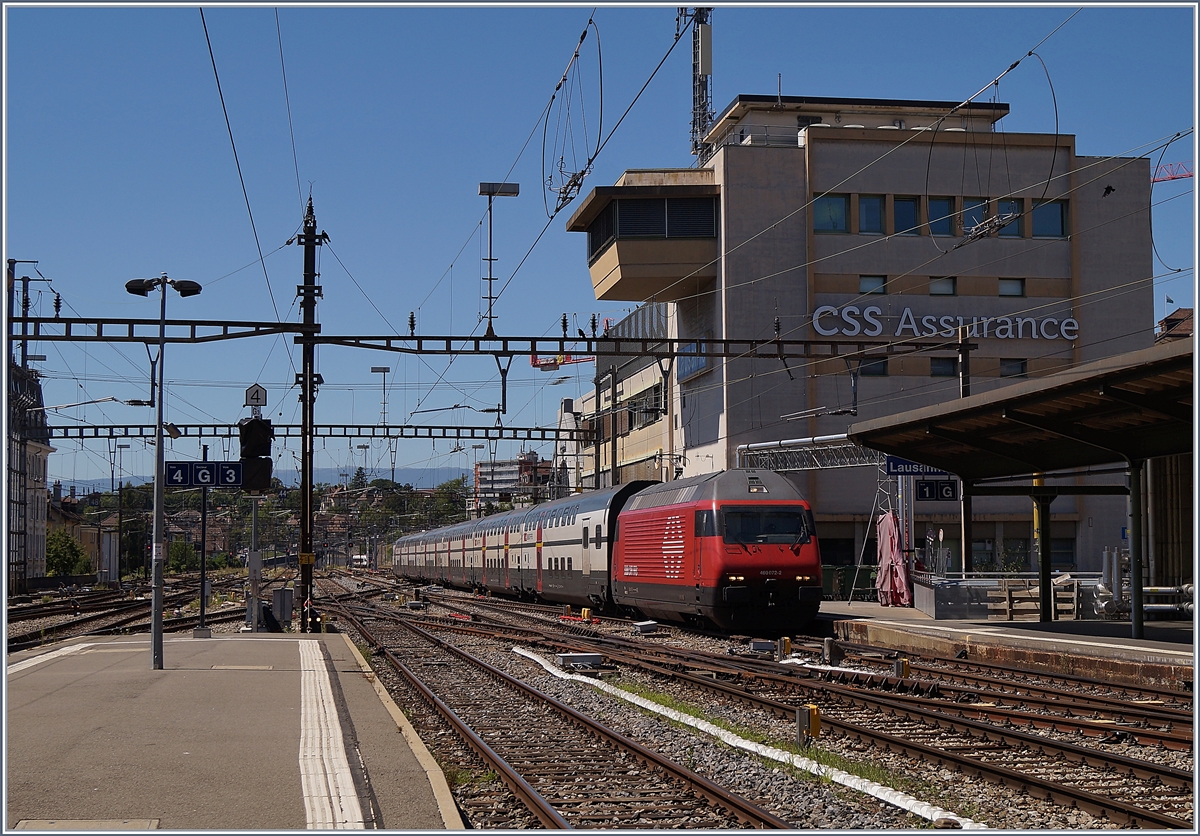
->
[298,639,366,829]
[7,643,94,675]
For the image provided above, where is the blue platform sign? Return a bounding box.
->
[192,462,217,487]
[217,461,242,487]
[885,455,948,477]
[165,461,191,487]
[916,479,959,501]
[165,460,241,488]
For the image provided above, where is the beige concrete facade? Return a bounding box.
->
[566,94,1155,574]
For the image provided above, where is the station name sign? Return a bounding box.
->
[885,455,948,477]
[812,305,1079,341]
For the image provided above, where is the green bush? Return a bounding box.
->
[46,529,91,576]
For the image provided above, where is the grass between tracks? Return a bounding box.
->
[608,676,972,822]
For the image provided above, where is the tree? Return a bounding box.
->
[349,467,368,490]
[46,528,91,577]
[167,539,199,573]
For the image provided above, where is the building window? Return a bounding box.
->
[813,194,849,232]
[678,331,712,381]
[618,198,666,237]
[859,275,887,294]
[587,197,717,263]
[586,202,616,259]
[963,198,987,234]
[859,357,888,376]
[929,276,957,296]
[1000,358,1028,378]
[928,197,955,236]
[1032,200,1067,238]
[930,357,958,377]
[894,197,921,234]
[998,277,1025,297]
[1051,538,1076,569]
[666,197,718,237]
[997,199,1023,237]
[858,195,884,234]
[630,383,663,430]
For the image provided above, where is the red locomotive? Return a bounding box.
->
[389,469,821,631]
[612,469,821,629]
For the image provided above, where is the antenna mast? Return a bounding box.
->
[685,8,714,160]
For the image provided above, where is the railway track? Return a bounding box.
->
[836,643,1193,708]
[6,574,273,652]
[337,605,791,829]
[373,591,1193,828]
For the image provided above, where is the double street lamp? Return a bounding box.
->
[125,273,201,670]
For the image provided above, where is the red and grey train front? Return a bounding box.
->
[612,470,822,630]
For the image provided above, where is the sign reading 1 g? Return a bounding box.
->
[165,461,242,488]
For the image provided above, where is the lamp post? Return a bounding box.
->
[471,443,486,518]
[371,366,390,425]
[478,182,519,339]
[125,273,201,670]
[357,443,370,478]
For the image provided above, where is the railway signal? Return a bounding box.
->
[238,416,273,493]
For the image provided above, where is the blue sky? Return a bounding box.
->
[5,3,1195,489]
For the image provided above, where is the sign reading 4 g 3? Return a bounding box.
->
[164,461,242,488]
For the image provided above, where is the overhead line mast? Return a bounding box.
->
[291,197,328,632]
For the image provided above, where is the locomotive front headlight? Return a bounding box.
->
[796,575,811,582]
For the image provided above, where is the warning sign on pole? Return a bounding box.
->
[299,552,315,565]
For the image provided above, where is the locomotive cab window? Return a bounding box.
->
[694,509,717,537]
[722,507,810,545]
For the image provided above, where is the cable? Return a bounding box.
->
[275,8,304,215]
[324,242,401,335]
[1148,131,1191,273]
[199,8,284,328]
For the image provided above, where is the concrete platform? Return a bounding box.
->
[6,632,463,831]
[818,600,1194,690]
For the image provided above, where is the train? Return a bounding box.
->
[388,469,822,631]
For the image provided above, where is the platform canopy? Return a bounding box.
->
[846,339,1193,481]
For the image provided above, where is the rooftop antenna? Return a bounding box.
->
[776,73,783,108]
[683,7,714,160]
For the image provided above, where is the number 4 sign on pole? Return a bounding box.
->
[245,384,267,408]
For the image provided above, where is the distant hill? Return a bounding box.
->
[280,467,470,490]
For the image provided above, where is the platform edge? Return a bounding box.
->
[338,632,465,830]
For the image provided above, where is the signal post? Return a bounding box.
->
[292,198,327,632]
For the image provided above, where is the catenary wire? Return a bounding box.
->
[275,8,304,215]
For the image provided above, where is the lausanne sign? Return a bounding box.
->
[812,305,1079,340]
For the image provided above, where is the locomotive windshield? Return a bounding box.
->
[721,507,810,545]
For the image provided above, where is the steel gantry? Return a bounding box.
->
[47,423,593,443]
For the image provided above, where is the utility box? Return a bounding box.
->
[556,652,603,668]
[272,587,293,627]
